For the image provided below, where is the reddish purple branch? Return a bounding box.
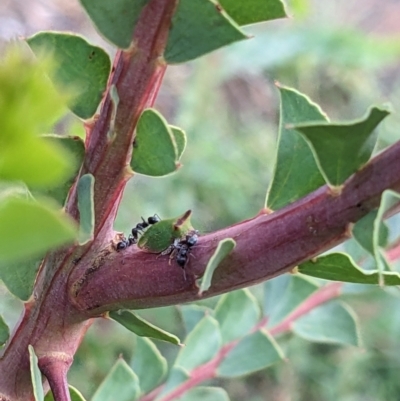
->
[70,140,400,314]
[1,0,400,399]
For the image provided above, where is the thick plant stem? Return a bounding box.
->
[0,1,178,400]
[71,140,400,314]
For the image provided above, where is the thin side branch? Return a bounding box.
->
[39,353,72,401]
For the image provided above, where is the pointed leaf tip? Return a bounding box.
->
[266,86,327,210]
[219,0,287,26]
[110,310,181,345]
[165,0,247,64]
[293,105,390,186]
[298,252,400,285]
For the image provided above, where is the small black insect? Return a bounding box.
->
[117,214,161,251]
[116,239,130,250]
[131,214,161,241]
[168,230,199,279]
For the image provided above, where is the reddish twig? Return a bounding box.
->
[140,282,344,401]
[269,282,343,336]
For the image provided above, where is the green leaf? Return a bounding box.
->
[27,32,111,119]
[34,135,85,206]
[45,385,87,401]
[178,387,230,401]
[170,126,187,160]
[298,252,400,285]
[0,314,9,346]
[0,45,68,139]
[175,315,221,371]
[198,238,236,294]
[219,0,287,25]
[92,358,140,401]
[266,85,327,210]
[179,304,211,334]
[293,106,391,186]
[0,197,77,264]
[110,310,181,345]
[138,210,194,253]
[373,190,400,280]
[214,289,261,344]
[79,0,149,49]
[353,210,389,254]
[0,255,43,300]
[155,366,189,400]
[77,174,95,244]
[1,136,75,189]
[263,275,290,317]
[131,336,167,394]
[292,301,361,346]
[29,345,44,401]
[265,275,319,327]
[165,0,247,64]
[217,330,283,377]
[131,109,179,177]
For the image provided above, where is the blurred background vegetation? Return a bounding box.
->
[1,0,400,400]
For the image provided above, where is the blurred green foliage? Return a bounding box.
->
[1,1,400,400]
[110,5,400,401]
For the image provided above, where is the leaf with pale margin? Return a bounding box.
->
[77,174,95,244]
[179,304,212,334]
[131,336,167,394]
[298,252,400,285]
[198,238,236,294]
[29,345,44,401]
[79,0,148,49]
[27,32,111,119]
[293,106,390,186]
[92,358,140,401]
[175,315,221,371]
[170,125,187,160]
[110,310,181,345]
[215,289,260,344]
[266,85,327,210]
[131,109,179,176]
[219,0,286,25]
[293,300,361,346]
[353,210,389,254]
[45,385,87,401]
[34,135,85,206]
[178,387,230,401]
[165,0,247,64]
[265,275,319,327]
[0,197,76,264]
[0,255,43,300]
[373,190,400,283]
[217,330,283,377]
[0,314,9,346]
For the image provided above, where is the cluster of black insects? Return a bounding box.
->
[116,214,199,272]
[116,214,161,250]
